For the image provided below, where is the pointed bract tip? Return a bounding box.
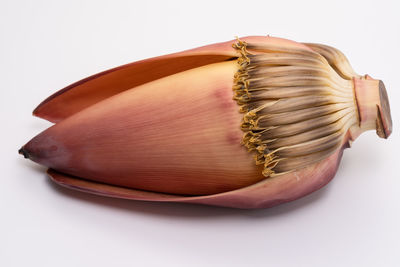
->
[19,147,30,159]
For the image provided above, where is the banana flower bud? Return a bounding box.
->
[19,36,392,209]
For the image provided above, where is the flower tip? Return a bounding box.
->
[18,147,30,159]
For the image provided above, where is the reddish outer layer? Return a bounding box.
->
[24,61,265,195]
[34,36,312,123]
[49,146,345,209]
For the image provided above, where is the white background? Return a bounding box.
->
[1,0,399,266]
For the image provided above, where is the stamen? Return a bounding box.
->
[232,39,358,177]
